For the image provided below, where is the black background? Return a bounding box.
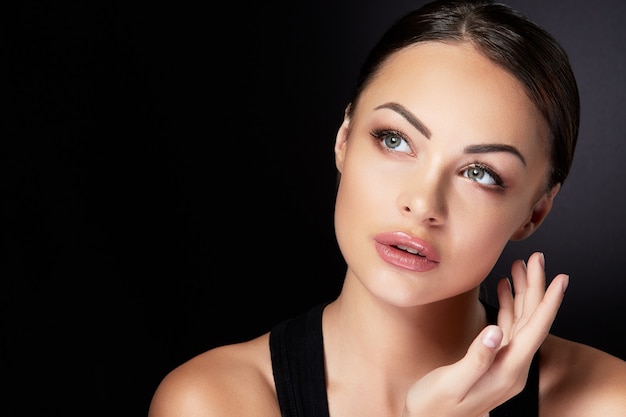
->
[5,1,626,415]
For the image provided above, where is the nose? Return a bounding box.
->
[399,168,447,226]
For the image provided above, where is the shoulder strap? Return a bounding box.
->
[270,303,330,417]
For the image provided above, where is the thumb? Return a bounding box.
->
[454,325,503,391]
[479,325,503,350]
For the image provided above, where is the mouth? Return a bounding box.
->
[394,244,426,257]
[373,231,440,272]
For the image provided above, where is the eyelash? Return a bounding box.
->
[369,128,506,189]
[467,163,506,189]
[370,128,412,153]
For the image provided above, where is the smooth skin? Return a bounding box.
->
[149,42,626,417]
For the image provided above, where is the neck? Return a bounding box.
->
[321,273,490,417]
[323,277,488,377]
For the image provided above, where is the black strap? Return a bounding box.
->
[270,303,330,417]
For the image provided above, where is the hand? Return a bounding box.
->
[402,252,569,417]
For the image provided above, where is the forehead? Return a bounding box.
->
[358,41,549,154]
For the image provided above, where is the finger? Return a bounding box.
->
[451,325,503,396]
[520,273,568,343]
[501,273,569,359]
[521,252,548,321]
[510,258,528,321]
[496,278,514,343]
[462,276,568,414]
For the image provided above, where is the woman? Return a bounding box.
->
[149,1,626,415]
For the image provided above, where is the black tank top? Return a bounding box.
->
[270,301,539,417]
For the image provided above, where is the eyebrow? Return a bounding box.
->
[375,102,526,166]
[464,144,526,166]
[375,102,432,139]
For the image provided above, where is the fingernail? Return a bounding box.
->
[539,252,545,268]
[482,326,502,349]
[562,275,569,293]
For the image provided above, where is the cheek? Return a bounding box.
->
[446,200,529,268]
[335,163,380,223]
[444,220,508,289]
[334,156,391,244]
[333,174,361,265]
[455,202,525,244]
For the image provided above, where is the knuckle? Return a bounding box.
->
[498,371,528,397]
[472,349,494,370]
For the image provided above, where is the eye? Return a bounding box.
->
[463,163,504,188]
[370,129,412,154]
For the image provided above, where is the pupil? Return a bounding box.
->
[385,136,399,148]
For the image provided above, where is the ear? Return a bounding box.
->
[510,183,561,241]
[334,104,352,174]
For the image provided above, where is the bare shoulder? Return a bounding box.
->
[148,332,280,417]
[539,333,626,416]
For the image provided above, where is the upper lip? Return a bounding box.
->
[373,231,440,262]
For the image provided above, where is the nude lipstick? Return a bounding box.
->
[373,231,440,272]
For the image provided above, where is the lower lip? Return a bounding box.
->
[374,241,438,272]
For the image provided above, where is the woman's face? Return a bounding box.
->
[333,42,557,306]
